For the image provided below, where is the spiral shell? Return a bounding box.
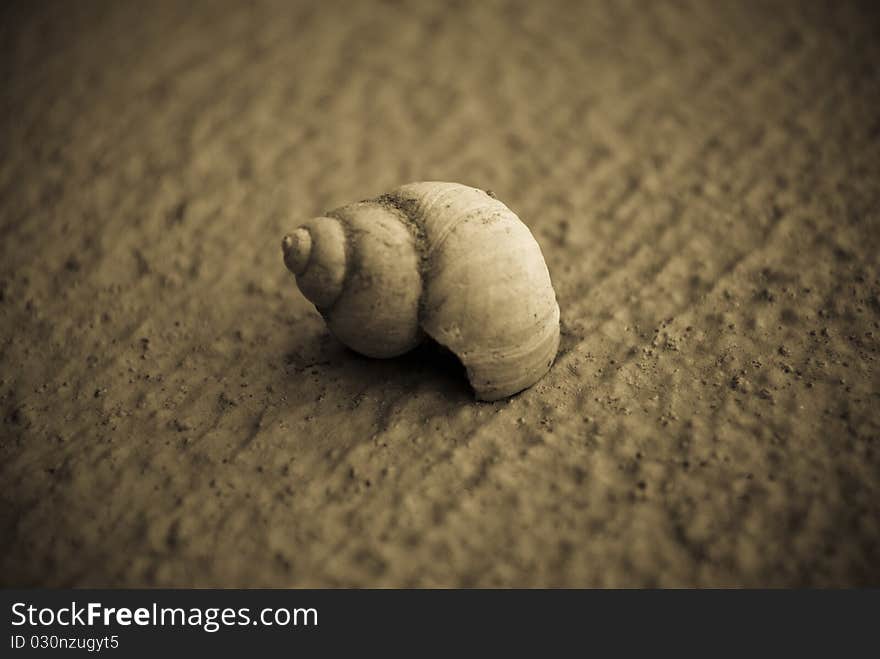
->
[282,182,560,400]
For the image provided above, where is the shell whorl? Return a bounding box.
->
[283,182,560,400]
[282,217,347,310]
[281,228,312,276]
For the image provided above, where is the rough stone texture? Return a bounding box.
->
[1,0,879,587]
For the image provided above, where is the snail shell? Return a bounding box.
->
[282,182,560,401]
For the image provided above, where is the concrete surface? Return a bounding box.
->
[1,0,879,586]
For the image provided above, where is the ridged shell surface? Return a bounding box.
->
[389,183,560,400]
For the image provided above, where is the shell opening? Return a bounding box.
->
[282,228,312,275]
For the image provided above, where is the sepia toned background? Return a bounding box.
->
[1,0,878,587]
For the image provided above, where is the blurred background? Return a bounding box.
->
[1,0,878,586]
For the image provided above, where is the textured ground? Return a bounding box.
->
[2,0,879,587]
